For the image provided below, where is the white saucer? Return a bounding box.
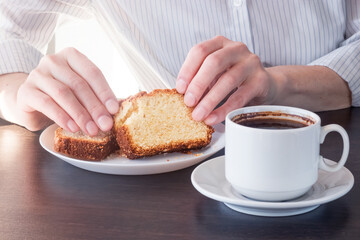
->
[191,156,354,217]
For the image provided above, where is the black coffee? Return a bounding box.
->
[232,111,315,130]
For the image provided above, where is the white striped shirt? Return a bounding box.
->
[0,0,359,104]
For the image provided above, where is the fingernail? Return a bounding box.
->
[176,78,187,94]
[67,119,79,132]
[105,99,119,114]
[205,114,217,125]
[86,121,98,136]
[184,92,196,106]
[98,115,113,131]
[192,106,206,121]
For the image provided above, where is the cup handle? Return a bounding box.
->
[319,124,349,172]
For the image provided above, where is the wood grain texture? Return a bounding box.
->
[0,108,359,240]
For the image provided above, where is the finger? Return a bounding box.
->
[21,87,80,133]
[60,48,119,114]
[54,69,113,132]
[197,73,222,103]
[176,36,227,94]
[32,72,101,135]
[191,55,257,122]
[184,44,249,108]
[42,55,114,132]
[191,76,240,122]
[204,81,261,125]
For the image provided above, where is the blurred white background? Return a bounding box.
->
[54,17,139,99]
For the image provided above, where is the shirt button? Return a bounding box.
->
[233,0,244,7]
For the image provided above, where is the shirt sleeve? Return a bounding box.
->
[0,0,92,75]
[308,0,360,106]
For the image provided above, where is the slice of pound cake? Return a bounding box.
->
[54,127,118,161]
[114,89,214,159]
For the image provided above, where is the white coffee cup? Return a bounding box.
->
[225,105,349,202]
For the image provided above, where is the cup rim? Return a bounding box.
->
[226,105,320,132]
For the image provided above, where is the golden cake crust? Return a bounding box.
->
[54,127,119,161]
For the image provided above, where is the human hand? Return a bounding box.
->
[17,47,119,135]
[176,36,282,125]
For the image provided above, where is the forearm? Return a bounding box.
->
[0,73,26,120]
[269,65,352,112]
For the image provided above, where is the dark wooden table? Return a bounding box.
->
[0,108,359,240]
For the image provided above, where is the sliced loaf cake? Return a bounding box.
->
[113,89,214,159]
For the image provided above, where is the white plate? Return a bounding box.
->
[40,123,225,175]
[191,156,354,217]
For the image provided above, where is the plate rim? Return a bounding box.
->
[40,123,225,174]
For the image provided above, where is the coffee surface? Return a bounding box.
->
[232,111,315,129]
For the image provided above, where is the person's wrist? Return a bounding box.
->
[265,66,290,105]
[0,73,50,131]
